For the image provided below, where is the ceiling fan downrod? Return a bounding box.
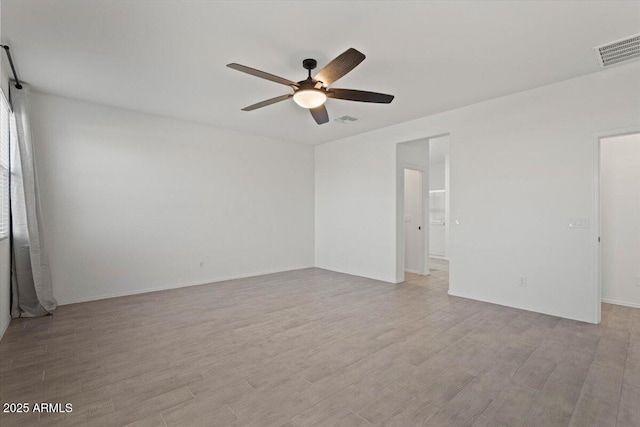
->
[302,58,317,80]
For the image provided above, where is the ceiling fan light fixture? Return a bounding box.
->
[293,89,327,109]
[228,48,393,125]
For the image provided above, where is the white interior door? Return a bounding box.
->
[600,133,640,308]
[404,169,424,273]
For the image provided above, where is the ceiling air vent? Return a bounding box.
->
[333,115,358,124]
[593,34,640,69]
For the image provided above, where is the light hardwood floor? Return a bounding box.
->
[1,259,639,426]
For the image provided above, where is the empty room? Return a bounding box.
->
[1,1,639,426]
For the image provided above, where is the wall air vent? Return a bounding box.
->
[593,34,640,69]
[333,115,358,124]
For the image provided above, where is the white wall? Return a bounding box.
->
[315,138,397,282]
[0,1,8,100]
[30,93,315,304]
[601,133,640,308]
[315,62,640,323]
[0,1,12,340]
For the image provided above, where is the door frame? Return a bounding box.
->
[402,166,428,275]
[428,189,447,258]
[594,125,640,324]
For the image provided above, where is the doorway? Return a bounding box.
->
[396,135,450,283]
[397,138,429,281]
[599,132,640,312]
[427,135,450,287]
[428,135,450,260]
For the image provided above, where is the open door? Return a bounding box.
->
[404,168,424,274]
[599,132,640,314]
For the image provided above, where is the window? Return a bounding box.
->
[0,92,9,240]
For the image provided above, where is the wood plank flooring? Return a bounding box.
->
[1,259,639,426]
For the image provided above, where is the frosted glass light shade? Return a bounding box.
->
[293,89,327,109]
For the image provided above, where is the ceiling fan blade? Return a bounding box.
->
[227,63,298,87]
[314,48,366,86]
[329,88,394,104]
[241,94,292,111]
[310,105,329,125]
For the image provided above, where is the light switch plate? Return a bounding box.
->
[568,217,589,228]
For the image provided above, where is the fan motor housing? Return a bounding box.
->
[296,76,327,92]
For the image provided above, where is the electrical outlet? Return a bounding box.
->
[519,276,527,287]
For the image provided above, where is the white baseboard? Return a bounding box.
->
[0,316,9,343]
[447,289,597,324]
[313,265,399,284]
[404,269,431,276]
[57,265,315,306]
[601,298,640,309]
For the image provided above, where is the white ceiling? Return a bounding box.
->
[2,1,639,145]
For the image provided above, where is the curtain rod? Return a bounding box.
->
[0,45,23,90]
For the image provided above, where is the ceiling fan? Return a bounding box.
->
[227,48,394,125]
